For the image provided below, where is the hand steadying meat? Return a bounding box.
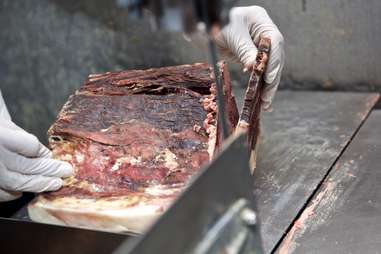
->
[187,6,285,111]
[215,6,284,111]
[0,90,73,201]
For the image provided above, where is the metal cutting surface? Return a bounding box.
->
[277,110,381,253]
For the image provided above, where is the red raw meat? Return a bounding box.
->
[28,62,239,233]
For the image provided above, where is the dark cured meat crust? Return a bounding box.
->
[51,93,208,145]
[46,63,238,200]
[81,64,213,96]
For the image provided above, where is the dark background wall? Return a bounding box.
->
[1,0,380,143]
[251,0,381,91]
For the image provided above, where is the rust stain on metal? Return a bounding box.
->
[278,181,334,254]
[358,94,380,120]
[277,156,364,253]
[365,94,380,109]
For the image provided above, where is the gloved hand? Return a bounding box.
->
[0,90,73,201]
[214,6,285,111]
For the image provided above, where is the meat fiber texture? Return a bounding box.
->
[28,63,239,233]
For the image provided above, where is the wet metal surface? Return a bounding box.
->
[251,91,379,253]
[277,110,381,254]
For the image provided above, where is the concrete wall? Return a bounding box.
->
[242,0,381,91]
[0,0,380,142]
[0,0,204,142]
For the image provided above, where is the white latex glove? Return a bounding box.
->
[0,90,73,201]
[214,6,285,110]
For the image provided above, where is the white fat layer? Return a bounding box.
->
[61,154,72,161]
[75,152,85,163]
[100,127,110,132]
[33,195,173,212]
[144,184,181,196]
[89,183,105,192]
[154,148,179,171]
[110,156,142,171]
[163,149,178,171]
[111,160,123,172]
[200,95,217,160]
[129,156,142,166]
[207,126,217,159]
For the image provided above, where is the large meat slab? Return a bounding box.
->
[28,63,239,233]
